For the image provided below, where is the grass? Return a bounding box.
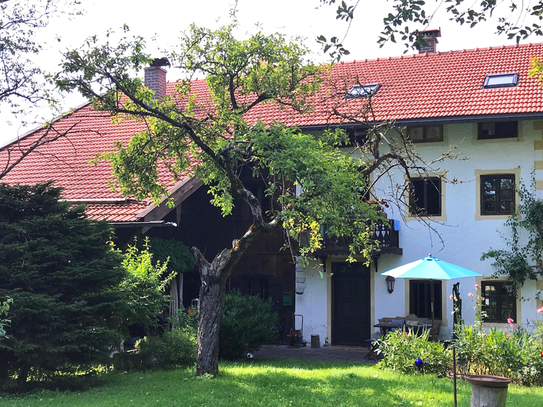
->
[1,359,542,407]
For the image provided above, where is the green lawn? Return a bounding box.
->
[1,360,542,407]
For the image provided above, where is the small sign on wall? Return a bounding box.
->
[283,292,293,306]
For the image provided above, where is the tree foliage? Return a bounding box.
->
[320,0,543,59]
[0,0,82,117]
[0,182,127,386]
[0,0,83,180]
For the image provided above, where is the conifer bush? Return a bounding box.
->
[0,182,127,386]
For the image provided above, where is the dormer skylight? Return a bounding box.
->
[483,73,519,89]
[346,83,381,99]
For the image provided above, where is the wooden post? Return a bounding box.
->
[311,334,320,348]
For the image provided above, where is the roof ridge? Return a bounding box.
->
[337,42,542,66]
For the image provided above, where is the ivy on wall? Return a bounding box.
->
[481,177,543,294]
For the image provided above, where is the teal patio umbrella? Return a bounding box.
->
[381,255,482,407]
[381,255,482,339]
[381,255,482,281]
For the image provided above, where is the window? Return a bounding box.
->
[482,281,517,323]
[346,83,381,99]
[249,277,269,300]
[480,174,515,216]
[407,125,443,143]
[409,177,442,216]
[409,280,442,319]
[478,121,518,139]
[483,73,519,89]
[345,127,366,146]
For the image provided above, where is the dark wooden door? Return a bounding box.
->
[332,262,371,345]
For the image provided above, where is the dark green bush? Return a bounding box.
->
[136,327,197,369]
[0,183,127,386]
[219,290,278,360]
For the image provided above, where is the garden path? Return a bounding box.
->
[253,344,374,363]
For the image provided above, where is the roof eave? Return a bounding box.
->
[136,176,204,222]
[297,112,543,132]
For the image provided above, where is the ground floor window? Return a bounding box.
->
[409,280,442,319]
[482,281,517,323]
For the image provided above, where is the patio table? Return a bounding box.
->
[373,323,404,336]
[373,322,433,337]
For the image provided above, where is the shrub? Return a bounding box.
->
[170,307,198,335]
[0,183,127,386]
[120,239,174,331]
[219,290,278,360]
[455,322,543,385]
[378,329,451,376]
[136,327,197,369]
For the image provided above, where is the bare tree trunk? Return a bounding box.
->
[195,260,224,376]
[192,183,276,376]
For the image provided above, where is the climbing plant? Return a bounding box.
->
[481,178,543,293]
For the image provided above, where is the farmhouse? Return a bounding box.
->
[3,30,543,344]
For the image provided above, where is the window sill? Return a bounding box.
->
[404,213,447,223]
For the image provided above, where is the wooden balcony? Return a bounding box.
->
[314,219,402,257]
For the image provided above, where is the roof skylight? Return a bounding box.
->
[483,73,519,89]
[346,83,381,99]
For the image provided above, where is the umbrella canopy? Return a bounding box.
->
[381,255,481,407]
[381,256,482,280]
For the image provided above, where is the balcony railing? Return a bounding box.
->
[315,219,402,256]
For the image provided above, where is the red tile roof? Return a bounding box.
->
[0,105,190,222]
[245,43,543,126]
[2,43,543,222]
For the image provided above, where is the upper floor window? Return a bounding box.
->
[409,177,442,216]
[346,83,381,99]
[482,281,516,323]
[480,174,515,216]
[407,125,443,143]
[483,73,519,89]
[478,121,518,140]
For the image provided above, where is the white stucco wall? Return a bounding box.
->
[297,120,543,342]
[295,259,329,343]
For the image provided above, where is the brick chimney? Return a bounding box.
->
[144,57,170,99]
[418,29,441,53]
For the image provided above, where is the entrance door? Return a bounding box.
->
[332,262,371,345]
